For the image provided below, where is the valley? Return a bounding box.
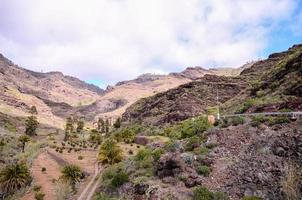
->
[0,44,301,200]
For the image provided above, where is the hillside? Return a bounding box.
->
[0,54,104,128]
[122,44,302,125]
[0,53,241,129]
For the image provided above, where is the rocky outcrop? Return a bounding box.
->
[122,75,246,125]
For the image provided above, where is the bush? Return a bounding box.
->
[98,138,123,165]
[268,116,290,126]
[164,140,180,152]
[251,115,265,127]
[41,167,46,173]
[230,116,245,126]
[184,136,201,151]
[197,165,211,176]
[34,191,45,200]
[193,187,229,200]
[194,146,209,156]
[180,116,212,139]
[236,99,254,114]
[193,187,214,200]
[102,164,129,188]
[33,185,42,192]
[152,148,165,161]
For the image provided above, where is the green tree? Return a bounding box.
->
[0,163,32,195]
[29,105,38,115]
[97,118,105,133]
[76,118,85,133]
[98,138,122,164]
[113,117,121,129]
[105,119,110,133]
[64,117,74,141]
[60,164,83,191]
[25,115,39,136]
[18,135,30,153]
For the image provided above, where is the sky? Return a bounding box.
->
[0,0,301,88]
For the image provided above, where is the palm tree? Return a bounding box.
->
[98,138,123,164]
[60,164,83,190]
[0,163,32,195]
[18,135,30,152]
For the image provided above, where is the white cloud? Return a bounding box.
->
[0,0,298,86]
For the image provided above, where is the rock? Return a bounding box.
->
[134,183,148,195]
[134,136,149,145]
[156,153,184,178]
[185,178,197,188]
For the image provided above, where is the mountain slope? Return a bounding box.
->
[122,44,302,125]
[0,54,104,128]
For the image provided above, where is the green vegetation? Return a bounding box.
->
[180,116,212,139]
[30,105,38,115]
[99,138,123,164]
[25,115,39,136]
[0,163,32,195]
[4,120,17,133]
[197,165,211,176]
[19,135,30,153]
[60,164,83,190]
[193,186,229,200]
[268,116,290,126]
[184,136,202,151]
[94,193,117,200]
[101,163,129,188]
[113,117,122,129]
[251,115,265,127]
[97,118,105,133]
[76,118,85,133]
[34,191,45,200]
[152,148,165,161]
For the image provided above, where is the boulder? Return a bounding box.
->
[134,136,149,145]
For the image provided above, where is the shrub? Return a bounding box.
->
[25,115,39,136]
[164,139,180,152]
[78,155,83,160]
[128,150,133,155]
[180,116,212,139]
[152,148,165,161]
[236,99,254,114]
[60,164,83,190]
[98,138,123,165]
[0,163,32,195]
[197,165,211,176]
[33,185,41,192]
[184,136,201,151]
[251,115,265,127]
[268,116,290,126]
[102,164,129,188]
[41,167,46,173]
[193,187,214,200]
[195,146,209,156]
[229,116,245,126]
[34,191,45,200]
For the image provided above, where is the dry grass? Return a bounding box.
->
[281,165,302,200]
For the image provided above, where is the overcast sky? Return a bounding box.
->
[0,0,301,88]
